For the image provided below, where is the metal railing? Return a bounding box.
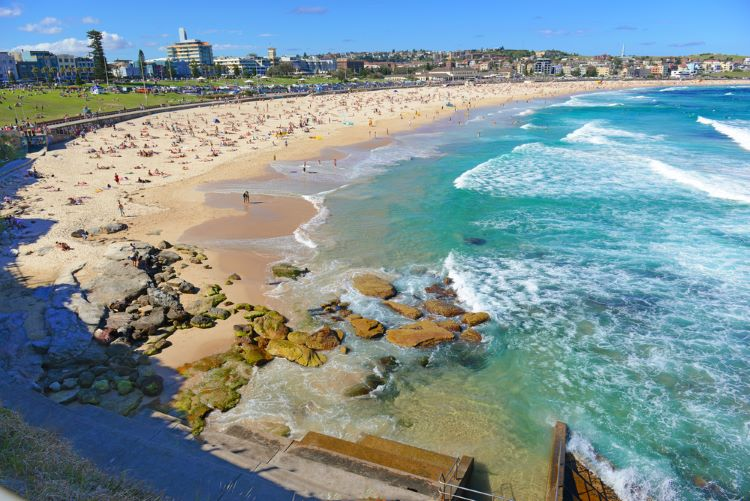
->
[437,457,515,501]
[565,460,615,501]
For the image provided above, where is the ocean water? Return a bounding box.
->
[212,86,750,500]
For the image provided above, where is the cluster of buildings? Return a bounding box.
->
[0,49,95,83]
[1,28,748,85]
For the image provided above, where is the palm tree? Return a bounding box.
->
[31,67,39,83]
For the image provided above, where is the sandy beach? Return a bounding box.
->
[5,79,749,369]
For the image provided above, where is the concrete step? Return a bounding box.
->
[299,431,446,481]
[358,433,458,471]
[289,441,437,497]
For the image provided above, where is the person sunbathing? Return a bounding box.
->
[56,241,72,251]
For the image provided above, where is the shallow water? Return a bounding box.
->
[212,86,750,501]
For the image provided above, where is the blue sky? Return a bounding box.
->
[1,0,748,60]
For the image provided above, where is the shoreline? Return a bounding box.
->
[8,79,745,369]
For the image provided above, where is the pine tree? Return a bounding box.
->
[87,30,107,81]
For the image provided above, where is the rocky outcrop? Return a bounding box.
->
[462,312,490,326]
[460,329,482,343]
[271,263,309,280]
[352,274,396,299]
[253,311,290,340]
[305,325,343,350]
[265,340,326,368]
[385,320,455,348]
[383,301,422,320]
[423,299,465,317]
[350,317,385,339]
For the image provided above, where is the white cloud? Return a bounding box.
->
[0,4,21,17]
[258,33,274,37]
[19,16,63,35]
[81,16,100,24]
[213,43,256,51]
[291,6,328,14]
[11,32,132,56]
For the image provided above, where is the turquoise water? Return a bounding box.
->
[215,86,750,500]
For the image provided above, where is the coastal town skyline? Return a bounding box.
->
[1,0,749,59]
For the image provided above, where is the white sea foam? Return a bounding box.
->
[517,109,534,116]
[724,92,734,96]
[659,86,688,92]
[562,121,662,145]
[696,116,750,152]
[520,123,539,130]
[553,96,624,108]
[294,193,332,249]
[647,158,750,204]
[567,433,678,501]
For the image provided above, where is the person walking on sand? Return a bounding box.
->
[118,199,125,216]
[114,173,120,185]
[242,191,249,204]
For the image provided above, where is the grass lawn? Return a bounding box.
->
[0,407,159,500]
[712,71,750,79]
[0,88,205,126]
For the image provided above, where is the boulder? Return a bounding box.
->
[385,321,455,348]
[350,317,385,339]
[185,296,215,316]
[190,315,215,329]
[139,374,164,397]
[252,311,290,340]
[227,273,241,281]
[436,319,462,332]
[266,340,326,367]
[86,259,152,306]
[44,307,95,366]
[425,284,457,298]
[156,250,182,265]
[103,222,128,234]
[383,301,422,320]
[423,299,465,317]
[287,331,310,345]
[271,263,309,280]
[237,345,272,366]
[166,307,190,323]
[92,379,110,393]
[93,327,117,345]
[48,389,79,405]
[99,389,143,416]
[157,240,172,249]
[147,287,181,310]
[343,374,386,397]
[233,324,254,337]
[305,325,342,350]
[78,370,95,388]
[462,312,490,326]
[352,274,396,299]
[116,379,134,395]
[102,241,154,262]
[131,307,166,337]
[206,307,231,320]
[77,388,101,405]
[460,328,482,343]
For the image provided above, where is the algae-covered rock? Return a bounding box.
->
[423,299,465,317]
[243,310,266,321]
[305,325,342,350]
[99,389,143,416]
[139,374,164,397]
[252,311,290,340]
[206,307,231,320]
[462,312,490,326]
[385,320,455,348]
[233,303,253,312]
[237,345,272,366]
[352,274,396,299]
[116,379,134,395]
[92,379,110,393]
[271,263,309,280]
[227,273,242,281]
[266,339,326,367]
[190,315,215,329]
[383,300,422,320]
[350,317,385,339]
[78,388,101,405]
[233,324,254,337]
[287,331,311,345]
